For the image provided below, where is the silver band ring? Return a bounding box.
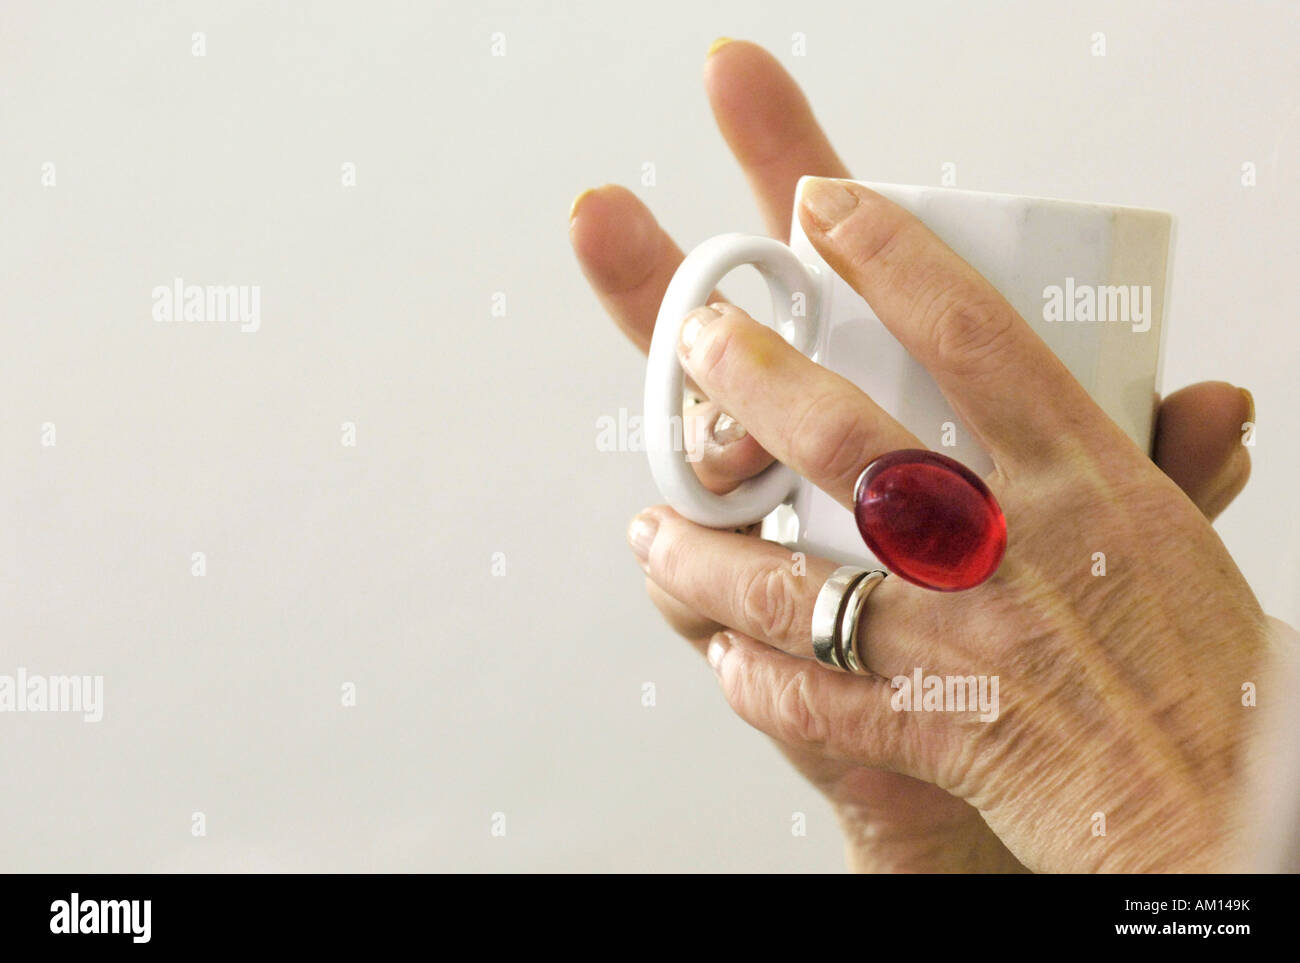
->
[811,566,888,674]
[839,569,887,673]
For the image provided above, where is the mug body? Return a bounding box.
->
[764,179,1173,565]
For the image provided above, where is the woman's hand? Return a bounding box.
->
[573,40,1256,873]
[628,176,1271,872]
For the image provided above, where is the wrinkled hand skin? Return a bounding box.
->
[771,432,1267,873]
[647,223,1271,872]
[815,761,1028,873]
[576,39,1264,874]
[936,450,1266,872]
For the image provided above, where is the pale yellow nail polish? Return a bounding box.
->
[1239,387,1255,425]
[706,37,734,57]
[569,187,596,222]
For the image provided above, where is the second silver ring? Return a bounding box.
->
[838,569,887,674]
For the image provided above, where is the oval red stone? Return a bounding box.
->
[853,449,1006,591]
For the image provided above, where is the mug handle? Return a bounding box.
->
[644,233,824,528]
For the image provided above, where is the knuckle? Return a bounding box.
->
[690,310,749,387]
[838,681,913,770]
[921,285,1018,375]
[789,391,873,492]
[941,701,1026,804]
[774,668,830,747]
[860,689,907,755]
[736,563,801,643]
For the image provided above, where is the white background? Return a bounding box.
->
[1,0,1296,871]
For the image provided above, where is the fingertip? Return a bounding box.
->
[569,185,659,290]
[702,39,810,151]
[1157,381,1252,457]
[691,426,775,496]
[702,36,754,76]
[705,36,736,58]
[1154,381,1255,517]
[702,38,780,95]
[702,39,850,239]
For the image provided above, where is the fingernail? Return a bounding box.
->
[706,633,731,674]
[801,177,859,228]
[679,304,722,355]
[706,37,734,57]
[1239,387,1255,425]
[711,411,747,445]
[627,513,659,563]
[569,187,596,222]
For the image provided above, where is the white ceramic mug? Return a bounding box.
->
[644,178,1174,566]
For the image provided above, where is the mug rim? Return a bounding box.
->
[798,176,1174,221]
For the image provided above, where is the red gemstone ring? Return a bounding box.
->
[852,449,1006,592]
